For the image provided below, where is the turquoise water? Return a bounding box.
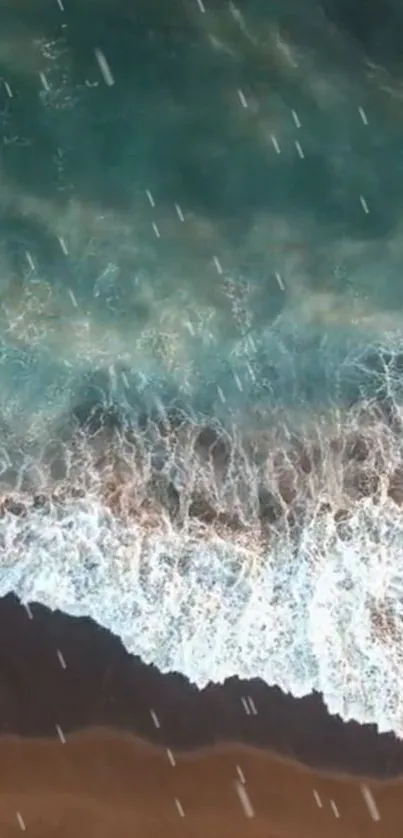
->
[2,0,403,735]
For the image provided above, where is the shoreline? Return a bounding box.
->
[0,593,401,780]
[1,403,403,736]
[2,725,401,786]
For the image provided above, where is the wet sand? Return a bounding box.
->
[0,592,401,777]
[0,592,402,777]
[0,593,401,834]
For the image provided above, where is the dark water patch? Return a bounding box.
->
[194,425,232,473]
[388,467,403,506]
[321,0,403,74]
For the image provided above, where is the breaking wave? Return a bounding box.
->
[2,324,403,739]
[4,0,403,743]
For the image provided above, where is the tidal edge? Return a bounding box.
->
[0,593,400,779]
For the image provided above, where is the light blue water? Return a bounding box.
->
[2,0,403,735]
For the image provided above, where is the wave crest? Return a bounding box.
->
[2,396,403,737]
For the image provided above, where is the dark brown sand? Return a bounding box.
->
[0,592,402,776]
[0,593,402,836]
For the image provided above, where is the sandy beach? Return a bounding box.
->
[0,594,400,836]
[0,730,401,838]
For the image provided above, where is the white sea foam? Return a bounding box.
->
[1,317,403,735]
[2,478,403,737]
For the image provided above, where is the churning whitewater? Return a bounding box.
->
[4,0,403,748]
[2,327,403,739]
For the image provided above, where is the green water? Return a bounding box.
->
[1,0,403,442]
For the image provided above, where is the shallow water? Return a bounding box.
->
[2,0,403,736]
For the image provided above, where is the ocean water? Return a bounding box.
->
[2,0,403,735]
